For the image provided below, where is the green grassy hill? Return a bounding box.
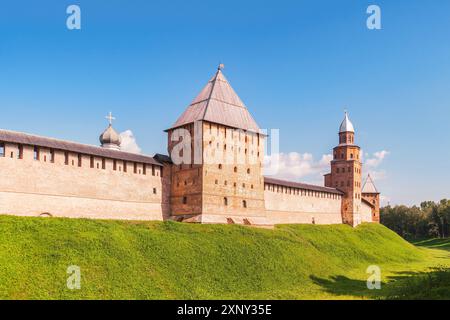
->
[0,215,448,299]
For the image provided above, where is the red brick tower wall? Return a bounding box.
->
[328,131,362,226]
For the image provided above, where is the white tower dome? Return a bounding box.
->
[339,111,355,133]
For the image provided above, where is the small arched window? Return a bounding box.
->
[234,167,237,173]
[224,197,228,206]
[242,200,247,208]
[182,197,187,204]
[247,168,250,174]
[218,164,222,170]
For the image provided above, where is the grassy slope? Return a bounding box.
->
[0,215,448,300]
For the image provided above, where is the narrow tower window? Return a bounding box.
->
[34,147,40,161]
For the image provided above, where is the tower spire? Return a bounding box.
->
[339,110,354,133]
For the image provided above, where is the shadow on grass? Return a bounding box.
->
[413,238,450,251]
[309,274,385,299]
[310,267,450,300]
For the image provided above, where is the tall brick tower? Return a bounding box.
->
[165,65,268,226]
[324,112,362,226]
[362,174,380,223]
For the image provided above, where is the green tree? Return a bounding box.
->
[380,200,450,240]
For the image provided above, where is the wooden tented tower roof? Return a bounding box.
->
[167,66,261,133]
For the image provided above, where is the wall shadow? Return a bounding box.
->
[310,267,450,300]
[413,238,450,251]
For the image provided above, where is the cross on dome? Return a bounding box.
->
[105,112,116,125]
[100,112,121,150]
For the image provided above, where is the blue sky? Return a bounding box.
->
[1,0,449,205]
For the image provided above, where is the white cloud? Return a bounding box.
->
[264,152,332,184]
[361,150,390,205]
[364,150,389,168]
[264,149,390,188]
[362,150,389,182]
[367,170,387,181]
[119,130,142,154]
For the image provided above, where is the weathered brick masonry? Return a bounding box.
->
[0,67,379,226]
